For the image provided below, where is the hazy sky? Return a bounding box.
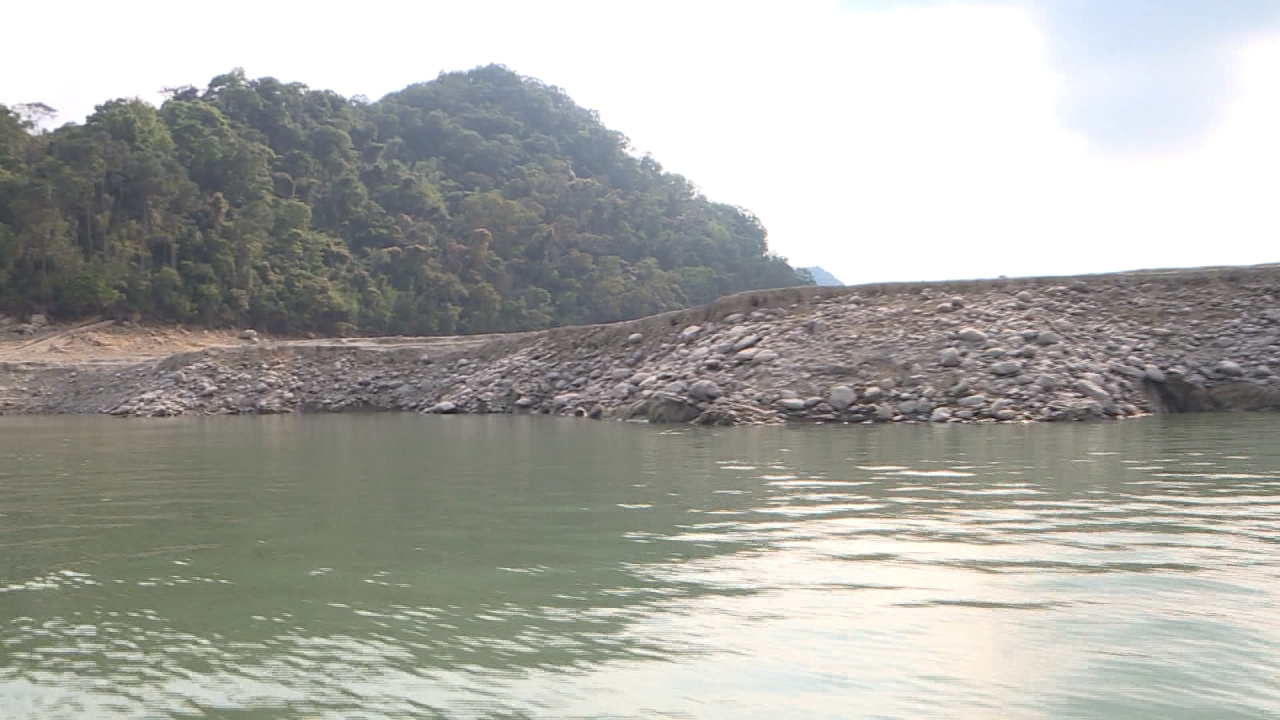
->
[6,1,1279,285]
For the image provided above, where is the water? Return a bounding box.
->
[1,414,1278,719]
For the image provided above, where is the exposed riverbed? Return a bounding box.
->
[3,263,1280,424]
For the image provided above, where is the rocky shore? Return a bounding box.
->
[4,263,1280,424]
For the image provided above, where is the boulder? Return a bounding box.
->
[688,380,722,401]
[939,348,961,367]
[776,397,807,411]
[991,361,1022,376]
[678,326,702,343]
[1074,380,1111,402]
[957,328,987,343]
[827,385,857,411]
[1216,360,1244,377]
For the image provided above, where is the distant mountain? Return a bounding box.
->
[798,267,843,286]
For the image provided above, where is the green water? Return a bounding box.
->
[1,414,1278,719]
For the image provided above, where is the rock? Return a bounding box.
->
[1108,364,1144,379]
[1216,360,1244,377]
[776,397,807,411]
[29,313,48,326]
[239,329,258,340]
[862,386,884,402]
[678,326,702,343]
[723,313,745,324]
[802,319,830,334]
[956,395,986,408]
[957,328,987,343]
[935,302,956,313]
[898,400,920,414]
[552,393,580,409]
[689,380,722,401]
[753,350,778,364]
[733,335,761,352]
[873,404,895,421]
[627,333,645,344]
[828,386,857,411]
[430,401,458,414]
[939,348,961,367]
[994,409,1019,421]
[1074,380,1111,402]
[1144,366,1166,383]
[1035,331,1062,346]
[991,361,1022,376]
[515,396,536,408]
[930,408,953,422]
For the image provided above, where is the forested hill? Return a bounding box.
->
[0,65,806,335]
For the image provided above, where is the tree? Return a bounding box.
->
[0,67,809,332]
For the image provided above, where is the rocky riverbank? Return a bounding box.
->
[4,263,1280,424]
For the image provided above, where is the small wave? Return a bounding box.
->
[889,470,977,478]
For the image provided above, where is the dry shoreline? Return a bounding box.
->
[4,263,1280,424]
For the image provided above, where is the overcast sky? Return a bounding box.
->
[5,1,1279,285]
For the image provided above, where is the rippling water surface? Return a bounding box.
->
[1,414,1279,719]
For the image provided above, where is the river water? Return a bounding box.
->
[1,414,1278,719]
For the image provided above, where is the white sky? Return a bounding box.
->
[5,0,1279,285]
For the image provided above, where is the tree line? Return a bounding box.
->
[0,65,807,335]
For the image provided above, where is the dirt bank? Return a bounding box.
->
[3,262,1280,423]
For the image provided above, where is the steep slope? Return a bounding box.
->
[0,66,806,335]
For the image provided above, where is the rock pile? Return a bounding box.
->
[6,264,1280,423]
[2,313,49,336]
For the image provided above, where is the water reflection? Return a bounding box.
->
[1,414,1279,718]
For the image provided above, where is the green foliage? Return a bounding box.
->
[0,66,809,333]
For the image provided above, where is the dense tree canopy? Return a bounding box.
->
[0,66,806,335]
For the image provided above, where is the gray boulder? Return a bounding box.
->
[828,385,857,411]
[689,380,722,401]
[1074,380,1111,402]
[991,361,1022,376]
[1217,360,1244,377]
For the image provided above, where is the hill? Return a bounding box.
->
[0,66,806,335]
[798,266,843,286]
